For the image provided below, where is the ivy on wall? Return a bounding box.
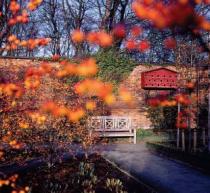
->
[94,49,138,85]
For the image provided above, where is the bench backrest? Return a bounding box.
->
[89,116,132,132]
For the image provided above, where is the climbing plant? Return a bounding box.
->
[94,49,137,85]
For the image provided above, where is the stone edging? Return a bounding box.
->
[102,156,158,193]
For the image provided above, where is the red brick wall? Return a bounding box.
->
[110,65,177,129]
[0,58,208,130]
[111,64,208,129]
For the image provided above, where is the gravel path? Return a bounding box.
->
[102,143,210,193]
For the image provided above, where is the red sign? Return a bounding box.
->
[141,68,178,89]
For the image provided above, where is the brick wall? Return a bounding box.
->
[0,58,208,130]
[110,65,177,129]
[110,64,209,129]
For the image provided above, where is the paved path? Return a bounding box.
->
[102,143,210,193]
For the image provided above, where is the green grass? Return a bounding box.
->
[136,129,170,143]
[136,129,153,139]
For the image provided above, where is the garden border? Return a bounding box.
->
[146,142,210,175]
[103,156,158,193]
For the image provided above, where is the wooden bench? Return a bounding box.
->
[88,116,136,144]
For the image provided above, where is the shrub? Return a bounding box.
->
[147,106,177,131]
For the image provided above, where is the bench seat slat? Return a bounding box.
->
[97,132,134,137]
[94,129,131,132]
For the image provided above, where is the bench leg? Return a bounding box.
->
[89,129,92,138]
[133,129,137,144]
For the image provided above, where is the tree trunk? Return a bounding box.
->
[208,82,210,151]
[177,102,180,148]
[182,130,185,151]
[193,129,197,152]
[203,128,206,146]
[101,0,112,29]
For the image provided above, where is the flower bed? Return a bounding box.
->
[0,154,155,193]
